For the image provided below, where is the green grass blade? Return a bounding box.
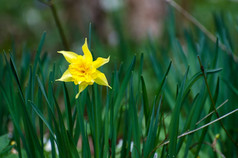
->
[168,67,189,157]
[92,84,101,158]
[137,53,144,92]
[9,54,25,103]
[141,76,150,127]
[103,88,112,158]
[62,82,74,136]
[176,93,199,153]
[30,101,55,139]
[113,56,136,121]
[194,77,220,157]
[143,97,162,158]
[129,79,140,157]
[155,61,172,101]
[76,97,91,158]
[32,32,46,79]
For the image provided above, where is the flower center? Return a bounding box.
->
[68,59,96,84]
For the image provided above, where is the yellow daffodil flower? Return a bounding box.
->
[56,38,111,98]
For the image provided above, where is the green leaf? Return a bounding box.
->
[102,89,110,158]
[9,54,25,103]
[194,77,220,157]
[176,93,199,153]
[222,78,238,96]
[29,101,55,140]
[137,53,144,92]
[76,96,91,158]
[62,82,73,136]
[143,97,162,158]
[33,32,46,79]
[0,134,10,152]
[141,76,150,127]
[113,56,136,121]
[168,67,189,157]
[181,68,222,104]
[155,60,172,101]
[129,78,140,157]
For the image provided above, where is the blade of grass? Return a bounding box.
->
[62,82,73,136]
[92,84,101,158]
[194,77,220,157]
[30,101,55,139]
[129,77,140,157]
[113,56,136,121]
[37,85,44,156]
[155,61,172,102]
[143,97,162,158]
[141,76,150,127]
[102,88,110,158]
[168,67,189,157]
[76,96,91,158]
[175,93,200,154]
[137,53,144,92]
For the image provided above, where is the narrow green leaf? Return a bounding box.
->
[143,97,162,158]
[92,84,101,158]
[33,32,46,78]
[222,79,238,96]
[181,68,222,103]
[62,82,73,136]
[129,78,140,157]
[137,53,144,92]
[194,77,220,157]
[0,134,10,152]
[29,101,55,140]
[113,56,136,121]
[141,76,149,127]
[155,60,172,101]
[76,97,91,158]
[9,54,25,103]
[103,88,110,158]
[176,93,199,153]
[168,67,189,157]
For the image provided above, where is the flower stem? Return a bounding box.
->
[93,85,100,158]
[49,1,70,50]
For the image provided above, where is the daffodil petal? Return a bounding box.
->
[94,70,111,88]
[56,69,73,82]
[93,56,110,68]
[82,38,93,62]
[58,51,78,63]
[75,82,88,99]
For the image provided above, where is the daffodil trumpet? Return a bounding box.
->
[56,38,111,98]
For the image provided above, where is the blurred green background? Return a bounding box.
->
[1,0,238,55]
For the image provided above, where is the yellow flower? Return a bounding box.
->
[56,38,111,98]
